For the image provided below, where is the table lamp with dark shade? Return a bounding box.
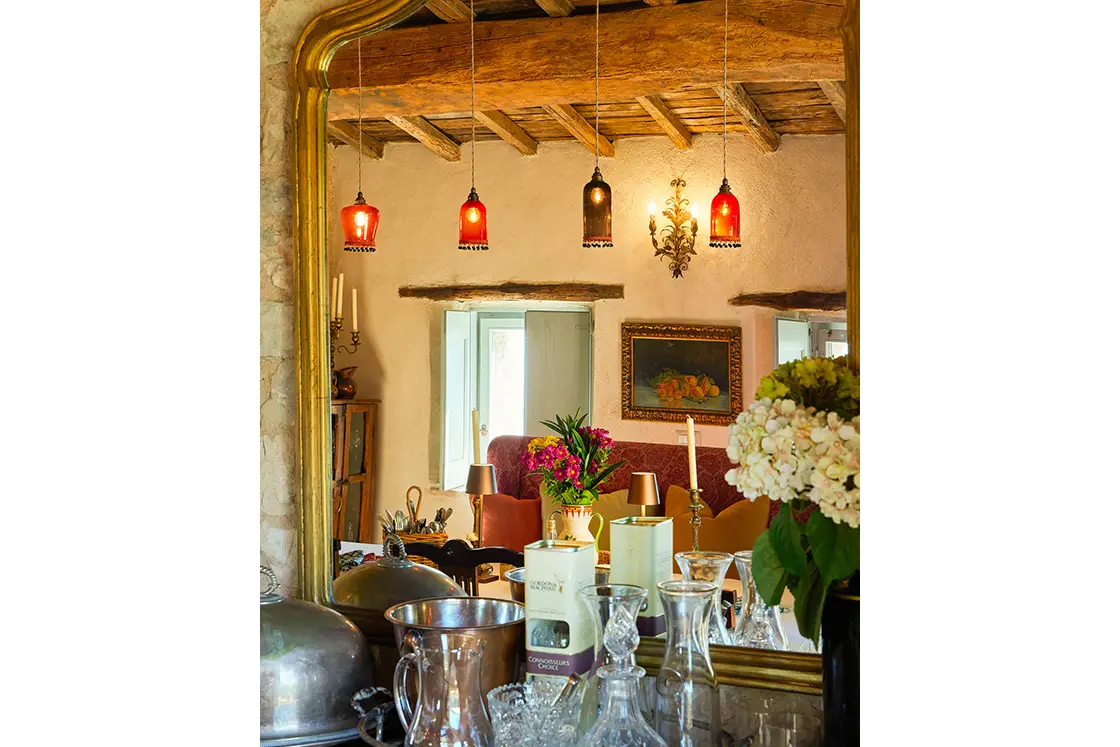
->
[627,472,660,517]
[466,463,498,546]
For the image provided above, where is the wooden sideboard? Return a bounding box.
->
[331,398,379,543]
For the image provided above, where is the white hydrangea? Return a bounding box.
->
[725,400,860,528]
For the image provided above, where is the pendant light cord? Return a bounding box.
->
[470,0,477,189]
[357,35,364,192]
[594,0,600,169]
[722,0,728,181]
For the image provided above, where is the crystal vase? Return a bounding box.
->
[654,580,723,747]
[674,551,734,646]
[579,584,649,678]
[732,550,788,651]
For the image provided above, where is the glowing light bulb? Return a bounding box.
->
[720,203,730,216]
[354,212,367,227]
[591,187,605,204]
[648,200,657,216]
[467,207,481,223]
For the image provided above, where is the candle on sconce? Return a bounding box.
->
[471,408,481,464]
[330,277,338,320]
[648,200,657,217]
[686,416,698,490]
[337,273,345,319]
[351,289,358,332]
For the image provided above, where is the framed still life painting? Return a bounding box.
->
[621,323,743,426]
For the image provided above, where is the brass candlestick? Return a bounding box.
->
[688,487,704,551]
[329,316,362,398]
[650,177,699,279]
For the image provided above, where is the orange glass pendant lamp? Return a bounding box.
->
[342,191,380,251]
[582,167,613,247]
[458,187,488,250]
[709,178,741,248]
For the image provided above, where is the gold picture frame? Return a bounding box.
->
[621,322,743,426]
[287,0,858,696]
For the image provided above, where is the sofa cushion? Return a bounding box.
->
[664,484,714,520]
[480,493,543,552]
[665,487,770,579]
[595,489,643,552]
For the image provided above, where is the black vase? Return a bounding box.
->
[822,572,859,747]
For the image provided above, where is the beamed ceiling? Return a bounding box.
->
[325,0,846,161]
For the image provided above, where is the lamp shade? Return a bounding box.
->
[709,178,741,248]
[458,187,489,251]
[341,191,380,252]
[582,167,613,248]
[465,463,498,495]
[627,472,660,508]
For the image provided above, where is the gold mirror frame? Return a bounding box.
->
[289,0,858,695]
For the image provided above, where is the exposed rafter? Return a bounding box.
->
[426,0,474,23]
[386,116,461,161]
[541,104,615,157]
[326,0,844,120]
[716,83,780,153]
[326,121,384,160]
[474,110,538,155]
[533,0,573,17]
[816,80,846,123]
[635,94,692,150]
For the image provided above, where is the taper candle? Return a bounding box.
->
[330,277,338,320]
[337,273,345,318]
[351,289,358,331]
[686,416,698,490]
[471,409,481,463]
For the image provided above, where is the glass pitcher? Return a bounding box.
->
[732,550,789,651]
[654,580,723,747]
[674,551,735,646]
[393,633,494,747]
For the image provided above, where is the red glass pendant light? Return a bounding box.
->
[458,0,489,251]
[341,34,379,253]
[709,178,741,248]
[342,192,380,251]
[458,187,488,250]
[710,0,742,250]
[582,0,613,248]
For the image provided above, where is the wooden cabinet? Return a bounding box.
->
[331,399,379,543]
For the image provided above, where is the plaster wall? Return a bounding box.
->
[328,133,846,524]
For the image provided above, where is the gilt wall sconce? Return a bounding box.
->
[649,178,699,278]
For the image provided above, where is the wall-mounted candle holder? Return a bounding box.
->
[649,178,700,279]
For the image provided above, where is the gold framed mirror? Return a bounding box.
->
[288,0,858,696]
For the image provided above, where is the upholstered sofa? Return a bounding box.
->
[480,435,770,573]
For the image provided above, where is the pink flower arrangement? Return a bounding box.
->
[520,410,624,506]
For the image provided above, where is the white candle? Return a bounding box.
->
[330,277,338,320]
[351,288,358,332]
[471,409,481,464]
[686,416,698,490]
[648,200,657,217]
[337,273,345,318]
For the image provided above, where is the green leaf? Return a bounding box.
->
[806,511,860,582]
[585,460,624,490]
[770,504,808,577]
[750,531,789,606]
[792,565,827,643]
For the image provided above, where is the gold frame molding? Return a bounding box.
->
[620,322,743,426]
[288,0,858,696]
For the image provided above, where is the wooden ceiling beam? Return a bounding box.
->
[716,83,780,152]
[533,0,574,17]
[426,0,474,23]
[635,94,692,150]
[386,116,461,161]
[541,104,615,157]
[643,0,679,5]
[816,80,846,123]
[326,121,384,160]
[474,110,538,155]
[326,0,843,120]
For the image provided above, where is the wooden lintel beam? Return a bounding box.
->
[326,121,384,160]
[475,110,538,156]
[728,290,846,310]
[635,94,692,150]
[399,282,625,302]
[716,83,780,153]
[386,116,461,161]
[541,104,615,158]
[326,0,843,120]
[643,0,678,5]
[426,0,474,23]
[533,0,573,17]
[816,80,846,123]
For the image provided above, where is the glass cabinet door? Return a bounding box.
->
[347,410,367,476]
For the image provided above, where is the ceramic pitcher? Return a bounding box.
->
[392,633,493,747]
[551,505,604,549]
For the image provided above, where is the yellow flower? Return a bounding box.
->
[527,436,560,454]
